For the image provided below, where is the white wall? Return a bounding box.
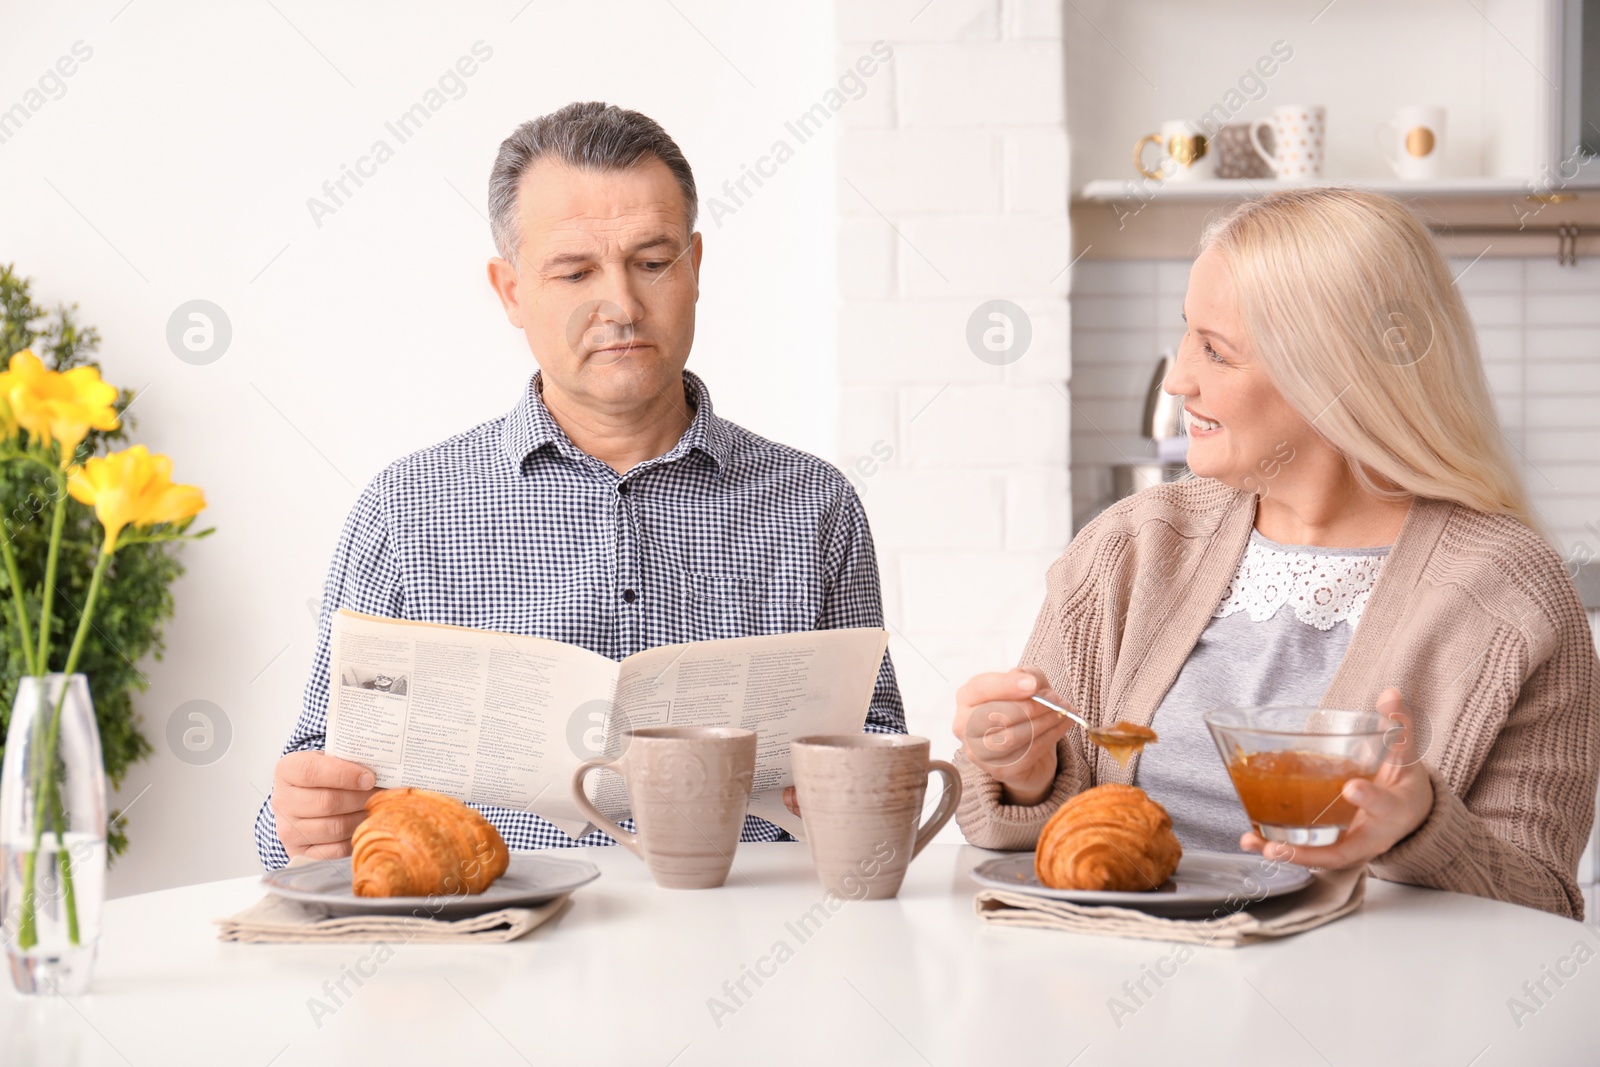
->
[0,0,839,896]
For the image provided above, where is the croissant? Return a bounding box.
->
[1035,784,1182,892]
[351,787,510,898]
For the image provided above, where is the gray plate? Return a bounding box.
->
[969,850,1313,918]
[261,853,601,918]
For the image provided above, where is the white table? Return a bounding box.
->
[5,843,1597,1066]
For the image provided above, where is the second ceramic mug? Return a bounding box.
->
[791,734,961,900]
[571,726,756,889]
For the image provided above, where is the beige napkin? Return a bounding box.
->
[215,892,569,944]
[974,867,1365,947]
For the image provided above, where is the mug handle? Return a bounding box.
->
[1133,133,1165,180]
[571,759,641,858]
[1247,119,1275,167]
[910,760,963,861]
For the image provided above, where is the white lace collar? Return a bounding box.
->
[1214,532,1390,631]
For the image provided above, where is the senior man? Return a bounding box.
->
[254,102,905,866]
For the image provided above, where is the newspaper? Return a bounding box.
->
[324,609,889,840]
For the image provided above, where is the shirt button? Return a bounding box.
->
[623,589,637,603]
[617,481,630,495]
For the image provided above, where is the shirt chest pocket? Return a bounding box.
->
[684,573,821,641]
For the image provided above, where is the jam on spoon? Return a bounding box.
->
[1029,694,1158,767]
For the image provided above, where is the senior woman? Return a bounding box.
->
[953,187,1600,918]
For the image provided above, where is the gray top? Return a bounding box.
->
[1134,529,1392,853]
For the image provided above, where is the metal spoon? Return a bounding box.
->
[1029,693,1158,767]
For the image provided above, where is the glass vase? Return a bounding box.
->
[0,673,107,995]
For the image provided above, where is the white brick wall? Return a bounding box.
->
[896,43,1065,127]
[839,130,1002,213]
[835,1,1070,758]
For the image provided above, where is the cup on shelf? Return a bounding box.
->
[1134,120,1216,183]
[1248,105,1326,180]
[790,734,961,900]
[1377,105,1445,180]
[570,726,757,889]
[1214,121,1272,179]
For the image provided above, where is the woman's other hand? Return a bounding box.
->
[1240,688,1434,869]
[953,667,1078,806]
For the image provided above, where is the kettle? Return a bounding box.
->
[1143,350,1188,461]
[1111,351,1190,502]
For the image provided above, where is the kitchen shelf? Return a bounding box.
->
[1075,176,1600,203]
[1070,177,1600,262]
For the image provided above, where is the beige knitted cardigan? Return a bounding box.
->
[953,477,1600,918]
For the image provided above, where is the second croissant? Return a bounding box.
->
[1034,784,1182,893]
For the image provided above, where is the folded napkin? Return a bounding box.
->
[974,867,1365,947]
[215,892,569,944]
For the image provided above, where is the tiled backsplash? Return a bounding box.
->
[1072,255,1600,895]
[1070,256,1600,571]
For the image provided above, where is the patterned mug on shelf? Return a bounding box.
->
[1249,105,1326,179]
[1215,121,1272,179]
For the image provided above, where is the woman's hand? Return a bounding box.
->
[952,667,1078,806]
[1240,688,1434,869]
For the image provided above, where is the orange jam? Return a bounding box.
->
[1094,722,1158,768]
[1225,749,1374,829]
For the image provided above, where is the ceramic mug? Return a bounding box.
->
[1134,120,1216,183]
[1377,105,1445,180]
[1215,121,1271,179]
[1249,105,1326,179]
[790,735,961,900]
[571,726,756,889]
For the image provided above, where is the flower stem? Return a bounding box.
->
[60,547,110,681]
[34,478,68,673]
[16,548,110,950]
[0,533,38,677]
[49,781,80,945]
[16,849,39,949]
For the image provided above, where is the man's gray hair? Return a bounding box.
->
[487,101,698,264]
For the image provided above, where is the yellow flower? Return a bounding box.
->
[67,445,206,553]
[3,349,120,464]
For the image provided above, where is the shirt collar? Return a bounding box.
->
[500,368,732,477]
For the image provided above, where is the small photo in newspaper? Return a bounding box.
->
[339,665,410,696]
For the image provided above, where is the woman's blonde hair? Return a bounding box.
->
[1200,187,1541,536]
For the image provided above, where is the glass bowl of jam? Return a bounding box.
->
[1203,706,1396,846]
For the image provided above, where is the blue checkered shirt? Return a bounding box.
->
[254,370,906,868]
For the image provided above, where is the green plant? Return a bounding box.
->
[0,263,190,860]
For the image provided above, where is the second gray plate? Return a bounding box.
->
[969,850,1314,917]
